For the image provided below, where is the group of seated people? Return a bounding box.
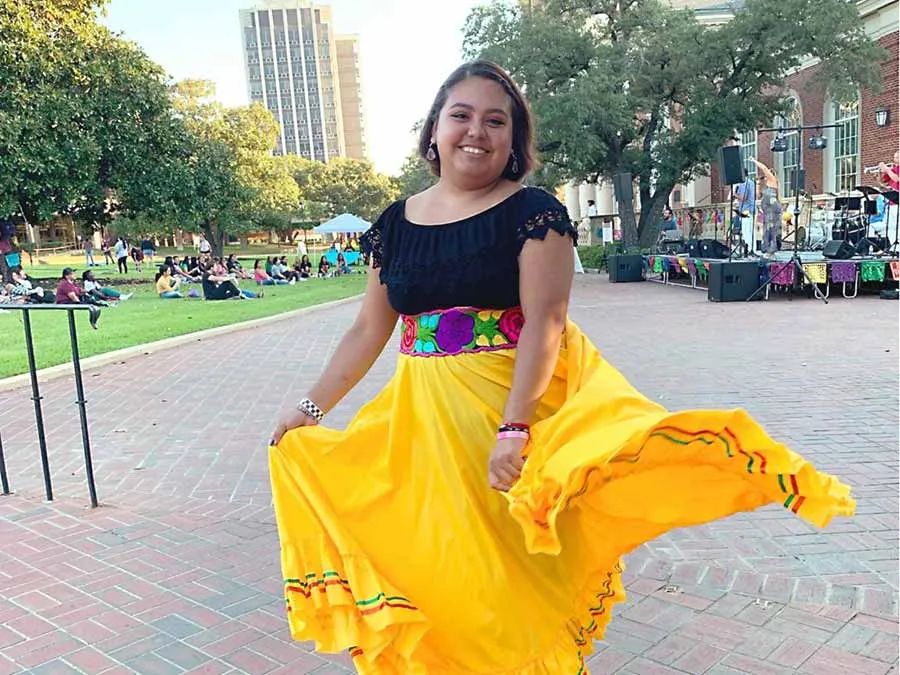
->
[0,248,363,310]
[154,256,261,300]
[0,265,133,307]
[253,253,353,284]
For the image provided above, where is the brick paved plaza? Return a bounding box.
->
[0,276,897,674]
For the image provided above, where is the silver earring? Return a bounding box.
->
[426,142,437,161]
[510,151,519,174]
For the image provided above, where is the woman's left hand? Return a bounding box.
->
[488,436,528,492]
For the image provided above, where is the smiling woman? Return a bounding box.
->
[268,60,854,675]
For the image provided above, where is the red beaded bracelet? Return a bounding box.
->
[499,421,530,431]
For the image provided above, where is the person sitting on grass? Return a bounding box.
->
[226,254,251,279]
[9,265,53,303]
[182,256,203,282]
[335,252,352,276]
[204,261,260,299]
[254,259,288,285]
[1,283,26,306]
[317,256,331,278]
[277,256,299,284]
[83,270,132,303]
[269,256,291,283]
[155,267,184,299]
[296,254,312,279]
[56,267,109,306]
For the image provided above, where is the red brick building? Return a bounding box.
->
[707,0,899,204]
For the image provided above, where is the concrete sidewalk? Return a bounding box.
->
[0,276,897,674]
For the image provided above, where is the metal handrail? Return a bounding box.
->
[0,303,102,507]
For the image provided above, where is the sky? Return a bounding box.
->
[101,0,486,176]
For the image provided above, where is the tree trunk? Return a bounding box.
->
[617,199,638,249]
[201,221,227,260]
[176,229,185,252]
[638,183,675,250]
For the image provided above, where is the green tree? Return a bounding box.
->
[168,80,299,257]
[463,0,885,246]
[395,151,437,199]
[0,1,187,248]
[0,0,110,242]
[285,155,398,223]
[68,28,185,237]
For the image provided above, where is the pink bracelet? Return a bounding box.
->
[497,430,530,441]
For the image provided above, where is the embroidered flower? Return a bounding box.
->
[400,315,417,353]
[498,307,525,343]
[434,309,475,353]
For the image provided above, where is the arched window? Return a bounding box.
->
[739,130,758,180]
[826,95,860,193]
[776,98,802,198]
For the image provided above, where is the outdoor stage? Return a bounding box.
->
[642,251,900,300]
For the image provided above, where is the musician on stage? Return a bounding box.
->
[752,159,782,255]
[734,168,757,255]
[878,150,899,192]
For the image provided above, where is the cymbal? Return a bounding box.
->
[855,185,882,196]
[882,190,899,203]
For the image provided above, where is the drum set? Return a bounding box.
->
[784,180,898,255]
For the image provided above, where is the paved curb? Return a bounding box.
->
[0,294,364,393]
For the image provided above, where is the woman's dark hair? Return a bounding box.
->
[253,259,261,269]
[418,60,537,181]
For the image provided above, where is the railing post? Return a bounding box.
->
[0,431,9,495]
[22,309,53,502]
[67,310,99,508]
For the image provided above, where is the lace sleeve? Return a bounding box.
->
[359,223,383,268]
[517,207,577,251]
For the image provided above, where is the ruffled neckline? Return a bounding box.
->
[401,186,526,228]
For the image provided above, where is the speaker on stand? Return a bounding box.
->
[717,145,744,259]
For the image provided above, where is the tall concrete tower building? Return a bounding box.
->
[239,1,367,161]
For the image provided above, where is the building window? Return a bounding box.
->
[738,130,757,180]
[777,100,802,198]
[830,98,859,193]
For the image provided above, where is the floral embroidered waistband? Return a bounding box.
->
[400,306,524,357]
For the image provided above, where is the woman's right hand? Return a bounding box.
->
[270,408,318,446]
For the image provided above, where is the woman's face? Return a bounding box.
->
[433,76,514,187]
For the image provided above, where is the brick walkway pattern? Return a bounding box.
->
[0,276,897,675]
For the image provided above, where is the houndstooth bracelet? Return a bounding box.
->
[297,397,324,422]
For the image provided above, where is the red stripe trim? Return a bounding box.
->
[790,474,800,494]
[753,452,767,474]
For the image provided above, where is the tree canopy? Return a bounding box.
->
[463,0,886,245]
[285,155,398,223]
[0,1,185,242]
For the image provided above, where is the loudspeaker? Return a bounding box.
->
[718,146,743,185]
[612,173,634,204]
[823,239,855,259]
[686,239,702,258]
[608,254,644,283]
[699,238,730,259]
[708,261,763,302]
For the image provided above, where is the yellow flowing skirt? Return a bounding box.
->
[269,319,854,674]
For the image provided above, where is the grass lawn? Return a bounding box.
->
[0,273,367,379]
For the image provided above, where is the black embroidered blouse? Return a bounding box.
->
[359,187,577,316]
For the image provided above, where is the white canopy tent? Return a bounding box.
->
[313,213,371,234]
